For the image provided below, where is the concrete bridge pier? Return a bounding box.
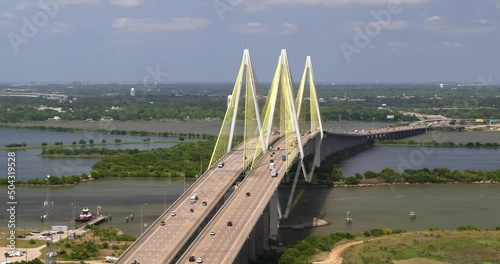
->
[234,191,277,264]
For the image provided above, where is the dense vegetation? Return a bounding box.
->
[40,147,141,157]
[342,167,500,185]
[90,140,215,179]
[379,139,500,148]
[1,83,498,123]
[279,226,500,264]
[278,229,405,264]
[279,232,355,264]
[56,226,135,261]
[342,229,500,264]
[0,174,88,186]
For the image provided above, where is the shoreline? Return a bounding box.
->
[333,180,499,188]
[9,177,498,188]
[0,139,182,151]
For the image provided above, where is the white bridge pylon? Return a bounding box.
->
[209,49,264,171]
[210,48,323,189]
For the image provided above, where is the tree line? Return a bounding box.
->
[40,147,140,157]
[90,140,216,179]
[380,139,500,148]
[342,167,500,185]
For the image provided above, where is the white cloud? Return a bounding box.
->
[110,0,143,6]
[230,22,298,35]
[389,41,410,47]
[348,19,408,32]
[424,16,442,22]
[231,22,268,34]
[64,0,101,4]
[423,16,494,34]
[0,12,15,20]
[112,17,211,32]
[441,41,464,48]
[49,22,71,33]
[371,20,408,30]
[15,0,32,10]
[0,12,15,25]
[277,23,298,35]
[474,19,488,24]
[243,0,429,10]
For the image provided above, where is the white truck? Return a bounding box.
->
[190,193,198,204]
[271,167,277,177]
[105,256,119,263]
[6,250,23,257]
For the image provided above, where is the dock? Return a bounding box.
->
[76,215,108,228]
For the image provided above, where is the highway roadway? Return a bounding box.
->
[117,142,252,264]
[177,136,307,264]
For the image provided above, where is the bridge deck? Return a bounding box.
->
[178,135,311,264]
[117,142,254,264]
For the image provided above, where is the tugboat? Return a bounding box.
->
[75,207,94,222]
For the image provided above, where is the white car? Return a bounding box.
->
[171,211,176,216]
[197,258,203,263]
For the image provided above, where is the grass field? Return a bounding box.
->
[342,230,500,264]
[0,229,46,248]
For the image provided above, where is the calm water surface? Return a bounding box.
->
[341,146,500,177]
[280,184,500,243]
[1,128,499,242]
[2,179,498,241]
[0,127,181,179]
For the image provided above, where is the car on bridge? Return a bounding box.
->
[271,167,277,177]
[160,221,165,226]
[189,256,196,262]
[171,211,176,216]
[217,162,224,168]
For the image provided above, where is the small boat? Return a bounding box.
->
[345,211,353,224]
[75,207,94,222]
[409,211,416,219]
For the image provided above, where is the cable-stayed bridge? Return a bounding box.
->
[117,49,427,264]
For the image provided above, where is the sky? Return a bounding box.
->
[0,0,499,83]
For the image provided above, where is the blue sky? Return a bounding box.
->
[0,0,499,83]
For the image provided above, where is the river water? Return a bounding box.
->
[279,184,500,243]
[0,127,181,179]
[0,128,499,242]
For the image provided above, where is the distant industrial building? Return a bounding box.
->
[130,88,136,97]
